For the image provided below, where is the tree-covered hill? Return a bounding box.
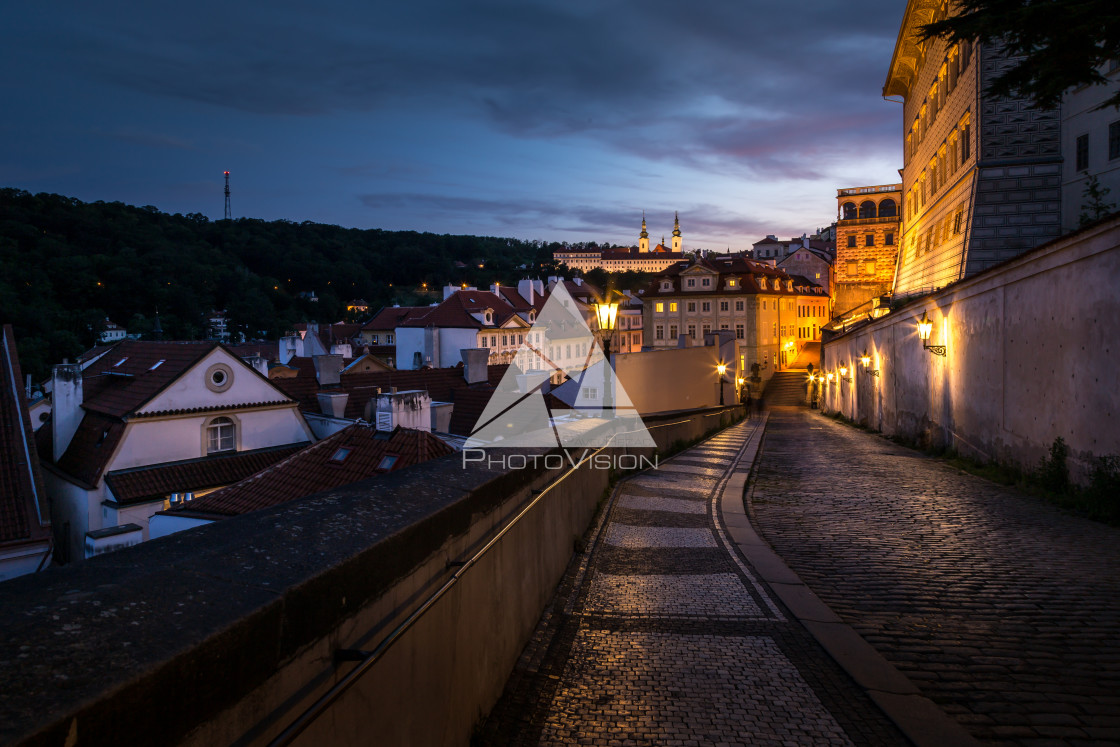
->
[1,188,573,380]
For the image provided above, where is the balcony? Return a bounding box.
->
[837,215,900,227]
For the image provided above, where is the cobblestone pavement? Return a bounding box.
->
[749,409,1120,746]
[479,420,908,746]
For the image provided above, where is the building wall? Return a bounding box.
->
[613,341,738,414]
[1060,63,1120,233]
[821,216,1120,482]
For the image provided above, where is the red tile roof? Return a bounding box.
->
[53,411,127,488]
[80,341,218,418]
[362,306,430,331]
[167,425,454,517]
[0,325,50,546]
[103,445,305,505]
[274,365,507,422]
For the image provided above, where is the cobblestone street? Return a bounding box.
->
[750,409,1120,746]
[479,420,908,746]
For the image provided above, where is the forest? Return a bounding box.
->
[0,188,648,380]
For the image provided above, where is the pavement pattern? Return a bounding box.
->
[479,419,909,746]
[749,409,1120,746]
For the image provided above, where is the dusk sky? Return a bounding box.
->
[2,1,903,250]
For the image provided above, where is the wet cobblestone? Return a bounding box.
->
[750,409,1120,746]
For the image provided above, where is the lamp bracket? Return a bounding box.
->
[923,344,947,357]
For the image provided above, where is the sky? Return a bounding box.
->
[1,1,904,250]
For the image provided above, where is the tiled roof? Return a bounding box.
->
[53,410,127,488]
[168,425,454,517]
[642,257,815,298]
[275,365,507,421]
[362,306,430,331]
[103,444,305,505]
[225,342,275,360]
[0,326,50,545]
[448,388,496,436]
[80,341,217,418]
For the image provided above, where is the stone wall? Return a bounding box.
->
[821,215,1120,481]
[0,406,742,747]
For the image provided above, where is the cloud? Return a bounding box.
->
[14,0,903,175]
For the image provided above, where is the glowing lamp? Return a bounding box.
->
[861,351,871,368]
[717,362,728,376]
[839,365,848,377]
[917,311,946,356]
[594,301,620,342]
[826,372,834,382]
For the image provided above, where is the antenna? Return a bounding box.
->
[223,170,231,220]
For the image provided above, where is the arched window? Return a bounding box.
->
[878,199,897,217]
[842,202,857,220]
[859,201,876,219]
[206,417,235,454]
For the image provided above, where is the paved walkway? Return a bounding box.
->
[749,409,1120,746]
[479,418,909,746]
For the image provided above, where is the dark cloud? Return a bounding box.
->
[11,1,902,176]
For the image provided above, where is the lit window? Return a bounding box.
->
[669,302,678,312]
[206,417,235,454]
[656,302,664,313]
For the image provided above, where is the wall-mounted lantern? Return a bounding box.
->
[861,350,880,377]
[917,311,946,356]
[717,361,727,405]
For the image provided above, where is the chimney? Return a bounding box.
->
[316,391,350,418]
[373,389,432,432]
[533,279,544,296]
[517,278,535,305]
[313,354,343,386]
[242,355,269,377]
[462,348,490,384]
[573,277,582,286]
[444,284,458,300]
[490,282,501,295]
[51,363,83,462]
[516,370,549,394]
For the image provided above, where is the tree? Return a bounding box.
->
[1079,174,1117,226]
[919,0,1120,110]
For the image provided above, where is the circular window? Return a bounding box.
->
[205,363,234,393]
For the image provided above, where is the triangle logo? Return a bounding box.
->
[465,282,656,449]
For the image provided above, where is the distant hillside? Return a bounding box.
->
[0,188,566,380]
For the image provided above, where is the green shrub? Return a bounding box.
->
[1084,455,1120,521]
[1036,437,1070,493]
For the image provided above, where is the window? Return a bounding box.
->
[669,325,678,339]
[701,302,711,312]
[371,334,379,344]
[330,447,351,463]
[655,302,664,313]
[386,334,394,344]
[669,302,678,312]
[490,336,497,347]
[686,278,696,287]
[1076,134,1089,171]
[886,232,895,245]
[1111,121,1120,161]
[502,335,508,346]
[961,119,971,163]
[702,323,711,335]
[688,324,697,338]
[865,234,874,247]
[866,260,876,275]
[701,277,711,287]
[687,301,696,312]
[735,300,744,311]
[847,260,858,275]
[720,323,729,330]
[207,417,235,454]
[205,363,234,393]
[655,325,664,340]
[720,301,729,312]
[847,236,856,248]
[378,455,398,470]
[735,324,744,339]
[953,208,964,234]
[728,279,736,287]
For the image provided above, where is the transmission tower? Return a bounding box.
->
[223,170,231,220]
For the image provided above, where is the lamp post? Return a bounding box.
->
[593,296,620,410]
[736,376,745,404]
[917,311,946,356]
[717,362,727,405]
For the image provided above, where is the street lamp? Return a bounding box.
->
[717,361,727,405]
[593,295,621,409]
[736,376,745,404]
[861,350,880,377]
[917,311,946,356]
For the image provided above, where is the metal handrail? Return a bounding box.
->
[267,408,737,745]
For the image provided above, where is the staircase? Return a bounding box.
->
[762,368,809,407]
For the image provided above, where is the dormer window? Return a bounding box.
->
[701,278,711,287]
[759,278,767,290]
[727,279,737,288]
[484,311,492,324]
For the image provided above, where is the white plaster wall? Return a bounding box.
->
[439,329,482,368]
[614,344,733,414]
[43,471,93,565]
[395,328,427,370]
[138,349,288,415]
[107,407,311,472]
[822,217,1120,480]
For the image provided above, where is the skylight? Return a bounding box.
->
[150,359,165,370]
[378,455,398,470]
[330,447,351,463]
[113,357,128,367]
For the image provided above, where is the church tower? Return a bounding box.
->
[639,212,649,252]
[671,212,682,252]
